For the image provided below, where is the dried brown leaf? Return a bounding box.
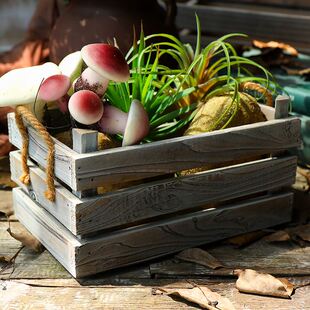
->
[7,227,43,253]
[263,230,291,242]
[176,248,224,269]
[234,269,294,298]
[226,230,267,248]
[253,40,298,56]
[0,256,11,263]
[155,286,236,310]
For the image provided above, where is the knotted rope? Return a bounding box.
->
[240,82,273,107]
[15,105,55,201]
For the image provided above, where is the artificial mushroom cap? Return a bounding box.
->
[122,99,149,146]
[0,62,60,107]
[38,74,71,102]
[81,43,130,82]
[68,90,104,125]
[98,104,128,135]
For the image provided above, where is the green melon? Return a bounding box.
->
[185,92,267,136]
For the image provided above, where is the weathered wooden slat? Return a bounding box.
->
[8,113,76,189]
[150,241,310,277]
[74,117,300,190]
[2,279,309,310]
[8,112,301,191]
[13,188,293,277]
[72,128,98,198]
[176,3,310,45]
[10,151,297,236]
[9,151,80,233]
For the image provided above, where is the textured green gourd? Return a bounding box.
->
[185,92,267,136]
[181,92,267,175]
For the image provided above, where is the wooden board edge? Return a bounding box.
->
[10,150,80,235]
[75,155,297,235]
[8,113,77,190]
[12,188,80,278]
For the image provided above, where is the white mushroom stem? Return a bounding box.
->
[75,67,109,97]
[98,105,128,134]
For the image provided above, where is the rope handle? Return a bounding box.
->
[15,105,56,202]
[239,82,273,107]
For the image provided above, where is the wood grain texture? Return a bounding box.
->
[8,113,76,189]
[13,188,80,277]
[72,129,98,199]
[74,117,300,190]
[176,3,310,46]
[76,156,296,235]
[9,151,80,234]
[8,112,301,191]
[10,151,297,236]
[1,279,309,310]
[150,241,310,277]
[13,188,293,277]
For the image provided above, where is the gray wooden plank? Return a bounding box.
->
[74,117,300,190]
[150,241,310,278]
[176,3,310,45]
[72,128,98,198]
[13,188,293,277]
[2,278,309,310]
[10,151,80,234]
[10,150,297,236]
[8,113,76,189]
[13,188,80,277]
[76,156,296,235]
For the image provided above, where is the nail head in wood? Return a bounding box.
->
[275,95,290,119]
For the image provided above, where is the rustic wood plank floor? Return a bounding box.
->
[1,183,309,309]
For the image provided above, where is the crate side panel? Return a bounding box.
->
[10,151,80,234]
[10,151,297,236]
[8,113,76,189]
[12,188,80,277]
[76,156,297,235]
[76,192,293,277]
[75,117,300,190]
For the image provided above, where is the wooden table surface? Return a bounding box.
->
[1,167,310,309]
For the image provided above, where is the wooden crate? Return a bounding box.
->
[8,102,301,277]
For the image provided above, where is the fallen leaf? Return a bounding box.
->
[234,269,294,298]
[289,223,310,242]
[225,230,268,248]
[263,230,291,242]
[176,248,224,269]
[0,191,14,217]
[155,286,235,310]
[0,256,11,263]
[253,40,298,56]
[7,227,43,253]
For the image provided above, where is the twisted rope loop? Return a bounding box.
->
[15,105,55,201]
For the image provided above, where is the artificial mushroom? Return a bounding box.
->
[98,104,128,134]
[0,62,60,120]
[98,99,149,146]
[81,43,130,82]
[38,74,71,114]
[68,90,104,125]
[59,51,83,96]
[74,67,109,97]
